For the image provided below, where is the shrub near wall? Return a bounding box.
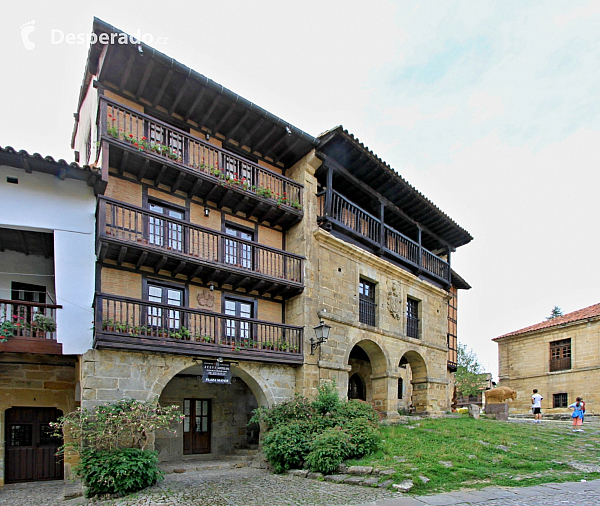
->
[251,382,382,474]
[53,399,182,497]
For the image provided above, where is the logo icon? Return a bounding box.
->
[20,20,36,50]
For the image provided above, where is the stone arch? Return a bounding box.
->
[399,350,428,413]
[345,338,390,413]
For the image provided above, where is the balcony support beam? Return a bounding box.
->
[154,255,168,274]
[119,149,130,176]
[183,88,206,122]
[135,251,148,270]
[137,159,149,182]
[171,172,186,193]
[188,178,204,199]
[117,246,127,266]
[154,164,168,187]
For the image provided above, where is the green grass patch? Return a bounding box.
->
[346,416,600,494]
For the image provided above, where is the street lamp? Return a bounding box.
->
[310,319,331,355]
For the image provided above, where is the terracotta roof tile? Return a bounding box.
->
[493,303,600,341]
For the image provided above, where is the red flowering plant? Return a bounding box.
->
[106,114,120,138]
[0,313,24,342]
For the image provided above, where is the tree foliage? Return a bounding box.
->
[455,344,485,397]
[546,306,563,320]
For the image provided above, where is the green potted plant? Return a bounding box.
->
[33,313,57,335]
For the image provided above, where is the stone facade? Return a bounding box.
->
[495,307,600,415]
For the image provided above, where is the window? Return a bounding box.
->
[147,122,185,161]
[148,202,184,252]
[224,225,253,270]
[397,378,403,400]
[553,393,568,408]
[550,339,571,371]
[359,279,376,326]
[406,298,420,338]
[224,297,253,344]
[146,283,183,331]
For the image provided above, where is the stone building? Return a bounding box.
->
[1,18,472,485]
[0,147,101,486]
[494,303,600,415]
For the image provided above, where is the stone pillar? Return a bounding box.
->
[485,403,509,421]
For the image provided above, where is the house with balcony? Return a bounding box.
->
[493,303,600,416]
[0,147,100,486]
[67,18,472,464]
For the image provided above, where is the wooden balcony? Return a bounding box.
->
[318,190,450,285]
[0,299,62,354]
[98,97,304,230]
[97,198,303,298]
[94,293,303,365]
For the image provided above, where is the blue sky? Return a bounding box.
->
[2,0,600,377]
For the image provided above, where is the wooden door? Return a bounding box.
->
[5,407,63,483]
[183,399,211,454]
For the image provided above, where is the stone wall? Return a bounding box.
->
[497,318,600,415]
[0,353,78,487]
[81,349,296,459]
[285,151,453,415]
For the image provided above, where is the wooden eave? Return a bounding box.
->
[316,127,473,251]
[73,18,317,170]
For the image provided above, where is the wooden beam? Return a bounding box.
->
[117,246,127,266]
[183,88,206,122]
[258,206,272,223]
[252,125,277,153]
[227,111,250,140]
[272,211,291,228]
[172,260,187,277]
[221,273,237,287]
[119,52,136,91]
[274,138,300,165]
[135,59,155,100]
[171,172,186,193]
[19,231,29,256]
[214,103,236,133]
[135,251,148,270]
[217,189,233,209]
[232,196,249,214]
[21,157,32,174]
[264,132,289,159]
[98,242,108,262]
[154,255,168,274]
[137,159,149,182]
[188,264,203,281]
[204,184,220,205]
[263,282,280,295]
[197,94,222,128]
[119,150,130,176]
[248,201,264,219]
[248,279,265,293]
[153,69,173,107]
[187,179,204,198]
[241,117,265,147]
[168,78,191,115]
[154,164,168,187]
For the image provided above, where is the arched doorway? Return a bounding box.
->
[398,351,428,413]
[347,339,388,411]
[348,373,365,400]
[156,363,264,460]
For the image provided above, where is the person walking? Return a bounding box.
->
[531,389,543,423]
[581,397,586,424]
[569,397,584,432]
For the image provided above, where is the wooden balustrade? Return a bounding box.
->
[318,190,450,284]
[0,298,60,341]
[98,198,303,284]
[100,97,303,209]
[94,294,303,360]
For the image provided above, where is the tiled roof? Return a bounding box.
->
[493,303,600,341]
[0,145,100,173]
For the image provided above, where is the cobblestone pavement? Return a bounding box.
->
[2,470,600,506]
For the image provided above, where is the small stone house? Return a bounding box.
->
[494,303,600,415]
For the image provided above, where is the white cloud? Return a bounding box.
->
[468,92,505,125]
[554,0,600,27]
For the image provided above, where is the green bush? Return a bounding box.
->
[253,380,382,474]
[76,448,162,497]
[312,381,340,414]
[262,421,313,473]
[343,418,382,457]
[305,427,352,474]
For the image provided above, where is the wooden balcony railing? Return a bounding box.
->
[318,190,450,284]
[0,298,59,340]
[97,198,303,296]
[99,97,303,211]
[94,294,303,364]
